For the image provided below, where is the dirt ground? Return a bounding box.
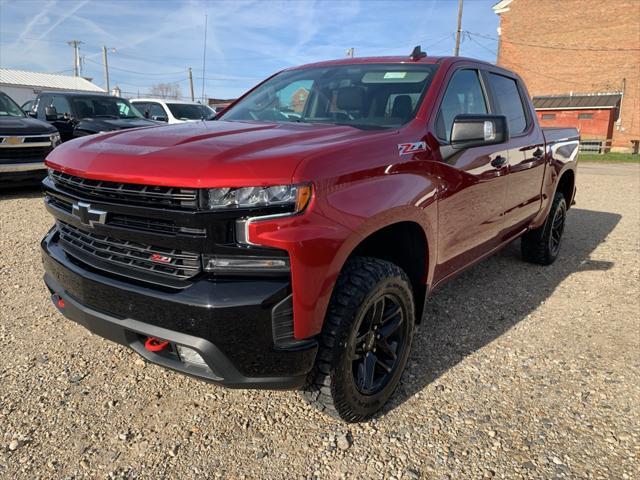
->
[1,162,638,479]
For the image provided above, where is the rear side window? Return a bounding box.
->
[436,69,488,142]
[487,73,528,134]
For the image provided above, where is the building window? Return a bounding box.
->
[578,113,593,119]
[541,113,556,120]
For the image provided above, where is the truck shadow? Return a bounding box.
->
[0,184,43,200]
[388,207,621,414]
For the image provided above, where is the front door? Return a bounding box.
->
[432,67,510,283]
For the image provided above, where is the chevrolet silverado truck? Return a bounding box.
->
[41,49,579,422]
[0,91,60,186]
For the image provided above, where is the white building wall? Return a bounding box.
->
[0,85,37,106]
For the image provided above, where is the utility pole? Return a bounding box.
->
[102,46,110,93]
[201,14,208,103]
[67,40,83,76]
[454,0,464,56]
[188,67,195,101]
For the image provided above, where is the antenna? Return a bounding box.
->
[409,45,426,61]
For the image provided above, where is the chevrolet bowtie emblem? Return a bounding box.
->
[72,201,107,227]
[4,137,23,145]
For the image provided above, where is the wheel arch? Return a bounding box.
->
[556,168,576,208]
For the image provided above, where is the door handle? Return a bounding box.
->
[491,155,508,168]
[533,148,544,159]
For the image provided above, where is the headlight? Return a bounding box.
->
[205,184,312,212]
[49,132,61,147]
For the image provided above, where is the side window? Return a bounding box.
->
[487,73,527,135]
[148,103,166,118]
[51,96,72,118]
[436,69,487,142]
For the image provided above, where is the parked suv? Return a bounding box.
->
[41,50,578,421]
[0,91,60,185]
[30,91,157,142]
[130,98,216,123]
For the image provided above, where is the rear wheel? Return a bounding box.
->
[521,191,567,265]
[302,257,415,422]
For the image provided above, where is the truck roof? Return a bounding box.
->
[286,55,495,71]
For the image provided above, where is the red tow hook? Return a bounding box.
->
[52,294,65,309]
[144,337,170,352]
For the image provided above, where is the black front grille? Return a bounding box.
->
[45,194,201,236]
[58,221,201,284]
[0,146,51,163]
[50,170,198,209]
[109,214,184,235]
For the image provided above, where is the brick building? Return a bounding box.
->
[493,0,640,152]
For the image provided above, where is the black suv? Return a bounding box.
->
[0,91,60,185]
[29,91,158,142]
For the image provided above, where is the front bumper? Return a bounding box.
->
[41,228,317,389]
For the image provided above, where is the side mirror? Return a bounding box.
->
[450,115,509,149]
[27,111,37,118]
[151,115,168,122]
[45,106,58,121]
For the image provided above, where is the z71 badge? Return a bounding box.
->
[398,141,426,155]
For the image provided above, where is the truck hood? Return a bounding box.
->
[46,120,384,187]
[0,116,58,135]
[76,117,159,133]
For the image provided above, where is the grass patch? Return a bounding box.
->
[579,153,639,163]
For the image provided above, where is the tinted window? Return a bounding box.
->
[488,73,527,134]
[0,92,26,117]
[436,69,487,141]
[167,103,215,120]
[221,63,438,129]
[69,97,143,119]
[51,96,72,118]
[135,102,166,119]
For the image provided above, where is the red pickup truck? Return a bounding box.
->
[41,50,578,422]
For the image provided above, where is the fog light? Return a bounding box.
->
[202,255,290,273]
[176,345,210,370]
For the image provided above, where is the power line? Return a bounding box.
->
[83,57,187,76]
[467,31,640,52]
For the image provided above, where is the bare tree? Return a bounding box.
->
[148,82,182,99]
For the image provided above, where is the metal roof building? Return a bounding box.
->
[533,93,622,110]
[0,68,105,106]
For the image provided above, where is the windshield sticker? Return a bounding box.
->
[384,72,407,79]
[398,141,426,155]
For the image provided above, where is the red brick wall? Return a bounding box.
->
[537,108,615,139]
[496,0,640,151]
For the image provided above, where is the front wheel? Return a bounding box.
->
[521,191,567,265]
[302,257,415,422]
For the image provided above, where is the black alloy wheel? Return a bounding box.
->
[351,293,407,396]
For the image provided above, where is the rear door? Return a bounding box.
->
[484,70,546,232]
[433,67,511,282]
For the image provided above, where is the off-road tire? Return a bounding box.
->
[302,257,415,422]
[521,191,567,265]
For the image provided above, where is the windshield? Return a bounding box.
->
[167,103,215,121]
[220,63,438,129]
[70,97,144,119]
[0,92,26,117]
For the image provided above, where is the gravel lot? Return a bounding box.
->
[1,163,638,479]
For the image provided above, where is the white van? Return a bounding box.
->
[130,98,215,124]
